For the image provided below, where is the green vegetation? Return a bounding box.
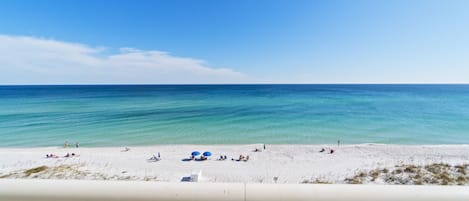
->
[24,166,48,176]
[345,163,469,185]
[1,164,158,181]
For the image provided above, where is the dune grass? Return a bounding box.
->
[24,166,48,176]
[345,163,469,185]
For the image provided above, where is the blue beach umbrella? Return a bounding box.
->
[203,151,212,157]
[191,151,201,156]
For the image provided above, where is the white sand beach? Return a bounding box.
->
[1,144,469,184]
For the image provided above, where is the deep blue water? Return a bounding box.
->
[1,84,469,147]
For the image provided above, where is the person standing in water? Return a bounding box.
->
[76,142,80,148]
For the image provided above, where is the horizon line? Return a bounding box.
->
[1,83,469,86]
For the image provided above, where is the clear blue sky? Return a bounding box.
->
[0,0,468,84]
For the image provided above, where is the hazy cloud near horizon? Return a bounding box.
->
[0,35,247,84]
[1,34,469,84]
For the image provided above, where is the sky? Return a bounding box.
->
[0,0,469,84]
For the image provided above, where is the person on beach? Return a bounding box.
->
[337,140,340,147]
[219,155,227,161]
[263,144,266,150]
[64,141,69,148]
[330,149,335,154]
[149,155,158,161]
[46,154,58,158]
[76,142,79,148]
[64,153,70,157]
[319,148,325,152]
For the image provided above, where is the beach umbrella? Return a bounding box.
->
[191,151,201,156]
[203,151,212,157]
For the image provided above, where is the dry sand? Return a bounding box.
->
[1,144,469,184]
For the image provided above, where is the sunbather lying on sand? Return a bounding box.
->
[122,147,131,152]
[233,155,250,162]
[149,155,160,161]
[63,153,79,158]
[46,154,59,158]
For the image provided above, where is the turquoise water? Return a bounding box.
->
[1,85,469,147]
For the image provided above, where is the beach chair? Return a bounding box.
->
[190,171,202,182]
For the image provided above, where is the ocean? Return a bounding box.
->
[1,84,469,147]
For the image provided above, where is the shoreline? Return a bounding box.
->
[3,142,469,149]
[1,144,469,184]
